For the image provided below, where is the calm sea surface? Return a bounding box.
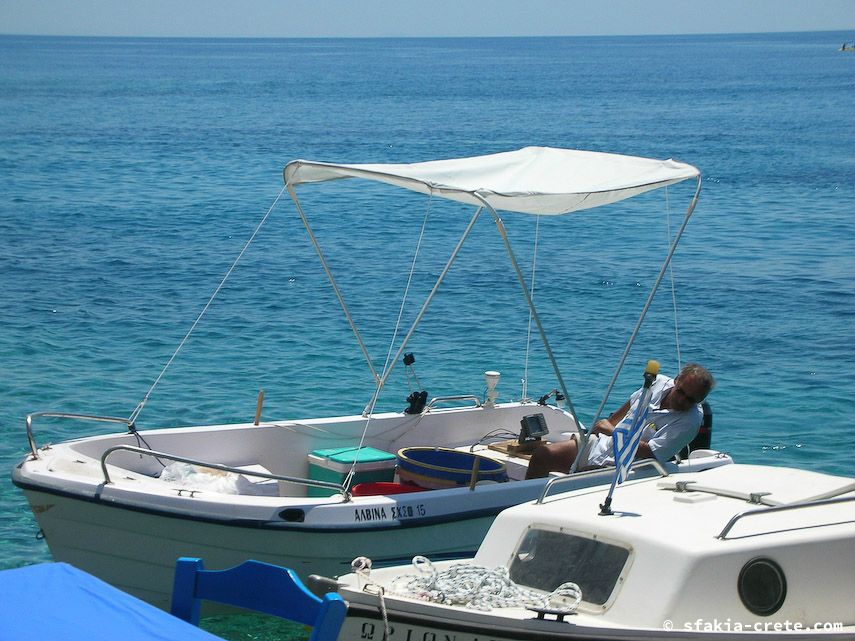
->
[1,31,853,630]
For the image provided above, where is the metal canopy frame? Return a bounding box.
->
[285,154,702,441]
[587,178,703,429]
[286,182,582,424]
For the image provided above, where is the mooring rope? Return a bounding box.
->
[353,557,391,641]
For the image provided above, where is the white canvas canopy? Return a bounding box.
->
[284,146,699,215]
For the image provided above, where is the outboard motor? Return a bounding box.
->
[679,401,713,458]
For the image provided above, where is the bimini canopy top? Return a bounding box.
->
[283,146,699,216]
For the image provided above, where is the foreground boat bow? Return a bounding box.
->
[336,464,855,640]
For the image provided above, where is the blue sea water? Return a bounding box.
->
[1,31,853,583]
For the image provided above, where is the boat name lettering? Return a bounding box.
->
[391,504,426,519]
[354,507,388,522]
[359,621,500,641]
[354,504,426,522]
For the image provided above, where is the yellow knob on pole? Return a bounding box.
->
[645,360,660,376]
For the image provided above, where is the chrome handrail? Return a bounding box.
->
[716,493,855,540]
[26,412,134,460]
[100,444,351,501]
[536,458,669,504]
[424,395,482,412]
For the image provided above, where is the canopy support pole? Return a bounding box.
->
[287,185,381,386]
[363,206,483,416]
[576,175,702,470]
[474,193,583,435]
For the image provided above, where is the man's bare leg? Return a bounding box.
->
[525,439,579,479]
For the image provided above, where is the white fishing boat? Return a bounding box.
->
[335,463,855,640]
[12,147,730,609]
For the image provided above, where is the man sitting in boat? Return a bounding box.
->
[525,364,715,478]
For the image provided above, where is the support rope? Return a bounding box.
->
[585,176,701,434]
[664,187,683,370]
[369,193,433,415]
[344,194,433,491]
[521,215,541,402]
[128,187,287,426]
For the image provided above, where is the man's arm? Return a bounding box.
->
[591,399,632,436]
[597,398,655,459]
[635,440,654,459]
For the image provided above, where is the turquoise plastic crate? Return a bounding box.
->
[307,446,396,497]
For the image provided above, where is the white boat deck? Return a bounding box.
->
[339,464,855,636]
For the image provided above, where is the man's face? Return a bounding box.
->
[670,374,707,412]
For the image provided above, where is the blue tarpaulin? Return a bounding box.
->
[0,562,223,641]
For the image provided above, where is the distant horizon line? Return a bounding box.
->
[0,28,851,40]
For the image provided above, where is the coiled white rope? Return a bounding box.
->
[353,555,582,616]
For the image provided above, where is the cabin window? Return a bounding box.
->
[509,528,630,606]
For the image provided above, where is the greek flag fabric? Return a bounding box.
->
[611,388,655,484]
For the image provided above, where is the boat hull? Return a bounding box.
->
[14,404,733,610]
[335,464,855,640]
[341,601,597,641]
[339,591,852,641]
[19,486,494,610]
